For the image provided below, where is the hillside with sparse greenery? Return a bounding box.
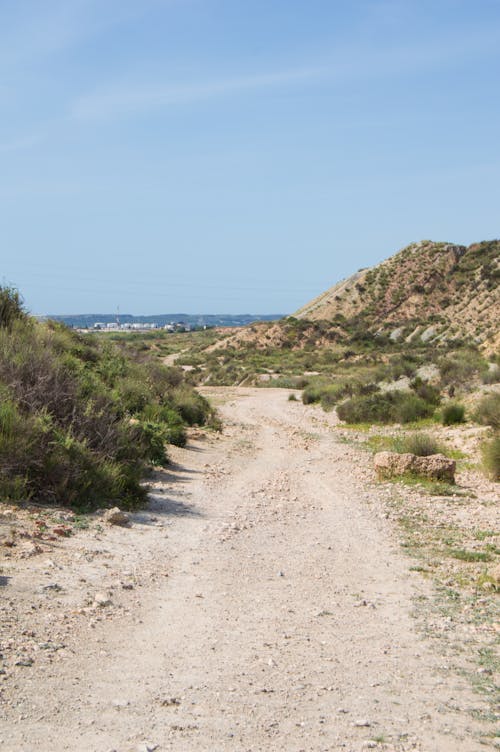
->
[295,239,499,352]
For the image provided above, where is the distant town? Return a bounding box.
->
[90,320,195,332]
[40,313,284,331]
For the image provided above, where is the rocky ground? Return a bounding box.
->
[0,387,498,751]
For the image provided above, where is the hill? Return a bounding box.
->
[295,239,499,352]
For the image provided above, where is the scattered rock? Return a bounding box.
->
[103,508,130,527]
[38,642,65,651]
[161,697,181,706]
[94,592,112,607]
[42,583,63,592]
[15,658,33,667]
[374,451,455,483]
[353,719,371,727]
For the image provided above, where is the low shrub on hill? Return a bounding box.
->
[302,379,378,411]
[337,390,435,424]
[474,393,500,431]
[481,435,500,481]
[396,433,445,456]
[441,402,466,426]
[0,287,218,509]
[438,349,488,388]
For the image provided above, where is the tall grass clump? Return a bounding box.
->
[396,433,445,456]
[474,393,500,431]
[438,348,487,388]
[441,402,466,426]
[481,435,500,481]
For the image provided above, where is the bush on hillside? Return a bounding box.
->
[441,402,466,426]
[482,367,500,385]
[438,349,487,387]
[481,435,500,481]
[302,379,378,411]
[336,390,435,424]
[410,377,441,406]
[474,393,500,431]
[0,285,26,329]
[396,432,446,456]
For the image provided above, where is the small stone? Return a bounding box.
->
[103,508,130,527]
[42,583,63,592]
[15,658,33,667]
[94,592,112,607]
[38,642,65,651]
[353,719,371,727]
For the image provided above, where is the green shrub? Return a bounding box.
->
[337,391,435,424]
[438,349,487,387]
[410,377,441,405]
[171,387,212,425]
[441,402,466,426]
[136,421,170,464]
[0,286,27,329]
[396,433,445,456]
[474,393,500,430]
[482,367,500,385]
[302,384,324,404]
[302,379,378,410]
[481,435,500,481]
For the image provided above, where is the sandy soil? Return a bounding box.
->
[0,388,496,751]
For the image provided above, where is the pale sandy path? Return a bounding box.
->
[1,388,489,751]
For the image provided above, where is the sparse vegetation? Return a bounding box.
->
[474,393,500,431]
[396,432,445,457]
[441,402,466,426]
[481,435,500,481]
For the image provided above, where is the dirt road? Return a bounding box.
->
[1,388,492,751]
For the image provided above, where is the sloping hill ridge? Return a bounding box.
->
[295,239,499,351]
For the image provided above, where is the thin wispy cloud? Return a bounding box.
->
[0,0,164,68]
[70,22,500,122]
[0,133,45,154]
[71,67,327,121]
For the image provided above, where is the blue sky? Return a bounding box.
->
[1,0,499,314]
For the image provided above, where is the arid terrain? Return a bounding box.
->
[0,388,498,751]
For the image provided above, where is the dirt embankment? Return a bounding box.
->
[0,388,497,751]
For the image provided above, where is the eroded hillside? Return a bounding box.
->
[295,240,499,352]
